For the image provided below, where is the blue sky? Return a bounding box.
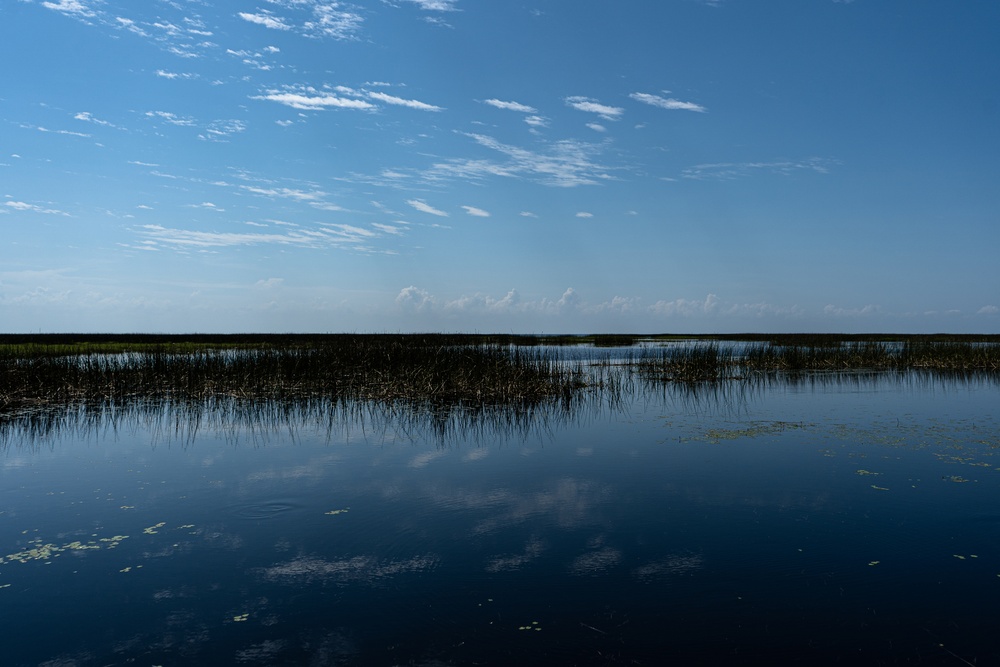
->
[2,0,998,333]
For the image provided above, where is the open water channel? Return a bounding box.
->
[2,356,999,665]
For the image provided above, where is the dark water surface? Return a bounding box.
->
[2,373,999,665]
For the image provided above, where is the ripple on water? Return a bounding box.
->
[229,500,303,521]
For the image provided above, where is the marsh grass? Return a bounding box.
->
[2,335,997,422]
[634,340,1000,382]
[1,334,997,446]
[0,337,593,414]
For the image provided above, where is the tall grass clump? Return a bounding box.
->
[634,344,739,383]
[632,339,1000,383]
[0,337,591,417]
[740,341,900,372]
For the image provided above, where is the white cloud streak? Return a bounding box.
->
[22,124,91,138]
[402,0,459,10]
[253,90,375,111]
[630,92,706,113]
[407,199,449,216]
[681,158,834,180]
[135,223,382,249]
[421,133,615,188]
[462,205,490,217]
[241,1,363,39]
[5,201,70,216]
[366,91,443,112]
[41,0,96,17]
[238,11,292,30]
[73,111,117,127]
[254,86,440,112]
[482,99,536,113]
[565,96,624,121]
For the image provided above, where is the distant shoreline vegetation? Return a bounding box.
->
[1,333,998,417]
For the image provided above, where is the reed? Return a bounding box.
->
[634,340,1000,381]
[2,336,997,417]
[634,343,740,382]
[0,336,590,416]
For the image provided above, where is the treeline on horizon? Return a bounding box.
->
[1,332,998,349]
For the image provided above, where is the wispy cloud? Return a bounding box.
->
[21,123,91,138]
[253,85,440,112]
[41,0,96,18]
[38,1,218,58]
[402,0,459,10]
[239,2,364,40]
[407,199,449,216]
[155,69,198,80]
[253,89,375,111]
[372,222,407,235]
[630,92,706,113]
[238,11,292,31]
[73,111,120,128]
[366,91,443,112]
[145,110,198,126]
[240,185,328,202]
[681,158,834,180]
[462,205,490,217]
[225,47,279,71]
[420,133,616,188]
[5,200,70,216]
[198,119,248,141]
[135,223,384,250]
[565,96,624,121]
[482,99,536,113]
[187,201,224,211]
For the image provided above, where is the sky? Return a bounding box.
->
[2,0,998,334]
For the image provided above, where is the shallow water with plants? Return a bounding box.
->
[2,340,999,665]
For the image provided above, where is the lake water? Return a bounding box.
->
[2,369,999,665]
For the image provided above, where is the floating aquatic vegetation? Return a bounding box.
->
[700,420,807,443]
[143,522,167,534]
[2,534,128,564]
